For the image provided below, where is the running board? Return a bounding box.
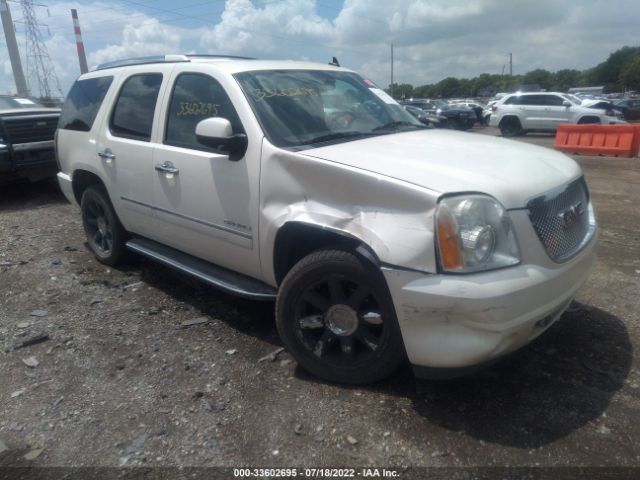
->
[126,237,276,301]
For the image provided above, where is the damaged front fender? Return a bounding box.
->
[259,139,440,284]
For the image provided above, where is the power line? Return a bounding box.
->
[20,0,63,98]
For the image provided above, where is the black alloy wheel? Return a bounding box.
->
[81,185,128,265]
[276,249,405,384]
[500,117,522,137]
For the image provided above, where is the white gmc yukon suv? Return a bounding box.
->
[56,55,598,384]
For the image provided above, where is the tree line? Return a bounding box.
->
[388,46,640,99]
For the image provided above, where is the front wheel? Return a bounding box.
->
[276,249,405,384]
[81,185,128,266]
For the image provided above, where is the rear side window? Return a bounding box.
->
[58,76,113,131]
[504,96,520,105]
[110,74,163,141]
[519,95,547,106]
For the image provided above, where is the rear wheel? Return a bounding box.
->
[499,117,522,137]
[81,185,128,266]
[276,249,405,384]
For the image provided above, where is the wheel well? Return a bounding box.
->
[499,115,520,127]
[273,222,374,285]
[72,170,105,204]
[578,116,601,124]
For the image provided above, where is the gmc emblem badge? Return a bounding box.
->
[559,201,584,228]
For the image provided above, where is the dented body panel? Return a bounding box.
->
[259,138,440,284]
[383,217,598,369]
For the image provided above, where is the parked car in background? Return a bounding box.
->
[482,100,498,124]
[581,99,626,120]
[613,99,640,121]
[57,55,597,384]
[0,95,60,184]
[489,92,626,136]
[449,100,485,124]
[403,105,446,128]
[401,98,475,130]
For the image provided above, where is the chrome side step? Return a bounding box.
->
[126,237,276,301]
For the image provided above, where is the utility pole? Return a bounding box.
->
[509,52,513,76]
[0,0,29,96]
[390,43,394,98]
[71,9,88,73]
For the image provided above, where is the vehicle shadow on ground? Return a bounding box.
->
[132,257,281,347]
[106,254,633,450]
[376,304,632,449]
[0,178,66,213]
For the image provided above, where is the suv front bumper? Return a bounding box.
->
[382,230,597,375]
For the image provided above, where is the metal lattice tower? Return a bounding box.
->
[20,0,62,99]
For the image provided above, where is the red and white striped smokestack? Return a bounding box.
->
[71,9,88,74]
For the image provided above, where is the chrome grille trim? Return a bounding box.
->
[527,177,595,262]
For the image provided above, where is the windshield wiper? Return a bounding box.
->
[372,121,426,132]
[305,131,376,145]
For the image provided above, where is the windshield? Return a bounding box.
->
[0,97,44,109]
[234,70,423,148]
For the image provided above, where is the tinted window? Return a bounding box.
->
[545,95,565,106]
[518,95,565,106]
[519,95,544,106]
[59,76,113,131]
[165,73,243,151]
[110,74,162,141]
[503,96,520,105]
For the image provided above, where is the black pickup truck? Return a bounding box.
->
[0,96,60,184]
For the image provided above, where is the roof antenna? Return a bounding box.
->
[329,56,340,67]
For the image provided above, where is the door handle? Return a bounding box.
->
[98,149,116,163]
[154,162,179,175]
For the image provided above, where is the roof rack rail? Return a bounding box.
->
[94,54,255,71]
[95,55,189,71]
[186,54,255,60]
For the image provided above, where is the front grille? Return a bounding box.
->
[2,114,59,144]
[527,177,591,262]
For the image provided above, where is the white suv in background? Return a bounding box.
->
[56,55,597,384]
[489,91,626,136]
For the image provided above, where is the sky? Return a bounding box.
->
[1,0,640,98]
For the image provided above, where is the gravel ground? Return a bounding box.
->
[0,127,639,477]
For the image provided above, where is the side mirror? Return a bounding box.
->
[195,117,247,161]
[562,100,572,107]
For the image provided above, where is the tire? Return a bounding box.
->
[499,117,522,137]
[80,185,129,266]
[276,249,405,384]
[577,116,601,124]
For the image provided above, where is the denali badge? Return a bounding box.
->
[559,201,584,228]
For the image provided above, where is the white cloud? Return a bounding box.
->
[88,18,183,67]
[200,0,333,56]
[1,0,639,97]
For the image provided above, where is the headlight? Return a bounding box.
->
[436,194,520,273]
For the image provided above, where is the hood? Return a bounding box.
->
[0,108,60,116]
[301,129,581,209]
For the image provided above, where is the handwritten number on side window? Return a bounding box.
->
[177,102,220,116]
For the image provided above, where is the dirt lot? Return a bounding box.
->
[1,127,639,477]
